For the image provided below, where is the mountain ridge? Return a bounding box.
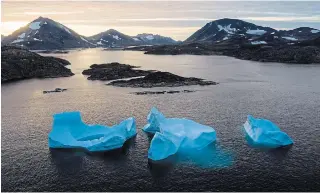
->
[2,17,319,50]
[184,18,320,45]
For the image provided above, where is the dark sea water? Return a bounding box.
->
[2,49,320,191]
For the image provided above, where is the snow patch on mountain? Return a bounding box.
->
[11,39,24,43]
[29,22,41,30]
[311,29,320,33]
[133,37,140,41]
[18,33,26,38]
[218,24,237,34]
[58,24,72,34]
[64,27,71,34]
[251,41,267,45]
[145,35,154,40]
[246,29,266,35]
[223,37,229,40]
[282,36,298,41]
[112,35,120,40]
[33,38,42,41]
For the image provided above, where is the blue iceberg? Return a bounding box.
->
[244,115,293,148]
[48,111,136,152]
[144,108,217,161]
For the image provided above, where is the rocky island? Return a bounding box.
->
[108,71,217,88]
[1,46,74,83]
[83,62,217,87]
[82,62,153,80]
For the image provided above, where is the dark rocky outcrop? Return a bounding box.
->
[132,90,195,95]
[36,50,69,54]
[82,62,153,80]
[1,46,74,83]
[43,88,67,94]
[134,41,320,64]
[225,45,320,64]
[108,71,217,88]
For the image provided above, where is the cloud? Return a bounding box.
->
[241,16,320,22]
[23,11,85,15]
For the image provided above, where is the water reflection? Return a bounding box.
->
[147,140,234,171]
[148,157,176,178]
[49,148,86,175]
[49,136,137,171]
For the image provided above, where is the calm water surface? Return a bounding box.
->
[2,49,320,191]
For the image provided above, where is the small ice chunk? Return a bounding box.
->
[311,29,320,33]
[243,115,293,148]
[48,111,137,152]
[144,108,216,161]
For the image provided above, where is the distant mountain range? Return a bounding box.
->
[185,18,320,45]
[1,17,319,50]
[1,17,179,50]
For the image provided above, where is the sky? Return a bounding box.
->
[1,1,320,40]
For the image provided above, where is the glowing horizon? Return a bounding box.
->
[1,1,320,41]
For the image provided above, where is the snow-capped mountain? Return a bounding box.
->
[185,18,276,43]
[1,17,94,50]
[185,18,320,45]
[88,29,137,47]
[89,30,178,47]
[133,33,177,45]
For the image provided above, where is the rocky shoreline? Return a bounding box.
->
[1,46,74,83]
[132,90,195,95]
[125,39,320,64]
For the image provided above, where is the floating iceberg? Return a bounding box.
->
[144,108,217,161]
[244,115,293,148]
[48,111,136,152]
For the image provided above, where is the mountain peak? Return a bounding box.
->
[106,29,120,34]
[1,16,93,49]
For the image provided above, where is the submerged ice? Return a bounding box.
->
[143,108,217,161]
[48,111,136,152]
[244,115,293,148]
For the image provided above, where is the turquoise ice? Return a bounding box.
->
[48,111,136,152]
[244,115,293,148]
[144,108,217,161]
